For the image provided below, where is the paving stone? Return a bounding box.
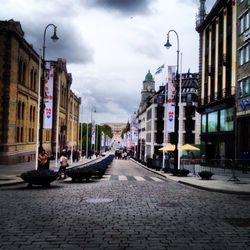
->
[0,159,249,249]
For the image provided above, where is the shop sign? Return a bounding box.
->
[240,99,250,110]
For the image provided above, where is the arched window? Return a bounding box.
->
[33,107,36,122]
[21,102,25,120]
[18,59,22,83]
[17,101,21,120]
[21,127,23,142]
[30,105,32,121]
[22,62,26,85]
[29,128,31,141]
[34,70,37,92]
[32,128,34,141]
[16,127,20,142]
[30,69,34,90]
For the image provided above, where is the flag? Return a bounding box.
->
[155,64,164,75]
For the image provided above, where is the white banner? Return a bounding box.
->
[101,132,104,147]
[166,104,175,132]
[44,62,54,129]
[91,121,95,144]
[167,66,176,105]
[130,113,138,145]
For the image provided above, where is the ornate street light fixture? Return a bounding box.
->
[164,29,182,170]
[39,24,59,151]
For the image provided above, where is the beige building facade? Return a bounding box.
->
[0,20,80,164]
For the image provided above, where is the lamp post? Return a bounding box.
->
[164,29,181,169]
[89,107,96,158]
[39,24,59,151]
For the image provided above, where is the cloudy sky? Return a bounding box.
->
[1,0,215,123]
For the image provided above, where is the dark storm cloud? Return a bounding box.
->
[23,21,94,64]
[83,0,152,15]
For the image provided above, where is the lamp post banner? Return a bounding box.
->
[166,104,175,132]
[101,132,105,147]
[91,121,96,145]
[167,66,176,105]
[131,113,138,145]
[44,62,54,129]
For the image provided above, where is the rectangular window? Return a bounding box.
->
[220,108,234,131]
[147,109,152,120]
[239,77,250,97]
[201,114,206,133]
[245,77,249,95]
[239,10,250,34]
[239,43,250,65]
[208,111,218,132]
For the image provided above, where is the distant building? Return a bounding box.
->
[137,70,200,161]
[138,70,156,160]
[104,123,127,144]
[0,19,80,164]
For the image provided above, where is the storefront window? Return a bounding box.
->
[208,111,218,132]
[201,114,206,133]
[220,108,234,131]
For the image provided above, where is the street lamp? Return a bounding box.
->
[39,24,59,151]
[87,107,96,157]
[164,29,181,169]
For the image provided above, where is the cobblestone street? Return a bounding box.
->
[0,159,250,249]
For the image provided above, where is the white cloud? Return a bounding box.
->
[0,0,205,123]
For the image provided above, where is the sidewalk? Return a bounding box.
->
[1,157,250,194]
[132,159,250,195]
[0,156,98,186]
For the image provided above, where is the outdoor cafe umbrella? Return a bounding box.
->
[159,144,176,152]
[179,144,200,151]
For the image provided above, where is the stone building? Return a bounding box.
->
[105,123,127,144]
[236,0,250,156]
[137,70,156,161]
[196,0,237,159]
[0,20,80,164]
[137,70,200,161]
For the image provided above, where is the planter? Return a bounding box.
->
[171,168,190,177]
[162,167,172,173]
[65,168,95,182]
[20,170,59,187]
[198,171,214,180]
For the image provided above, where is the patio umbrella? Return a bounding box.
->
[159,144,176,152]
[179,144,200,151]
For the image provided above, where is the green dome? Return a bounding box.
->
[145,70,154,81]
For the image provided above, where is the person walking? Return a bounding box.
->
[59,152,68,179]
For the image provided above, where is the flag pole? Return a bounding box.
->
[55,74,61,169]
[162,65,167,169]
[71,99,74,164]
[177,53,183,169]
[35,53,42,170]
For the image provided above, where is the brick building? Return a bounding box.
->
[0,20,80,164]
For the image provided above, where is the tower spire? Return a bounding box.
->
[199,0,206,22]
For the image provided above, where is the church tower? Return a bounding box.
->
[140,70,155,106]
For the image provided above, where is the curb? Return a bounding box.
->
[0,177,24,187]
[178,180,250,195]
[131,158,250,195]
